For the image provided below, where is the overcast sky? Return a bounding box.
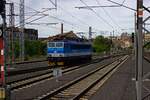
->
[3,0,150,37]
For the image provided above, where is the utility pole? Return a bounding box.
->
[89,26,92,40]
[134,12,138,82]
[112,30,114,53]
[136,0,143,100]
[9,3,15,64]
[110,32,113,55]
[20,0,25,61]
[61,23,63,34]
[10,3,15,63]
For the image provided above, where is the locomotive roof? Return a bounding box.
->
[48,31,89,42]
[48,40,91,44]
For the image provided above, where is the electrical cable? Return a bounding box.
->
[107,0,136,11]
[95,0,122,30]
[48,0,101,32]
[80,0,114,29]
[7,0,86,31]
[121,0,126,5]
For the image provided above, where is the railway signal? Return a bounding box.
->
[131,33,134,43]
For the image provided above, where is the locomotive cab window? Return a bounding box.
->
[56,42,64,47]
[49,42,55,47]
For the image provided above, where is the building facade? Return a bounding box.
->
[6,27,38,42]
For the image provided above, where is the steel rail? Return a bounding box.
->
[72,56,128,100]
[9,55,115,90]
[36,55,127,100]
[144,56,150,63]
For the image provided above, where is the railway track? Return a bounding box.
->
[7,60,48,76]
[9,55,121,91]
[144,56,150,63]
[10,65,85,90]
[7,54,122,77]
[13,59,47,64]
[36,55,128,100]
[7,56,100,76]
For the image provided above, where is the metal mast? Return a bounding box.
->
[61,23,63,34]
[89,26,92,40]
[9,3,15,27]
[19,0,25,61]
[9,3,15,63]
[136,0,143,100]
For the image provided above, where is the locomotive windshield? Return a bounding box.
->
[48,42,64,47]
[48,42,55,47]
[56,42,63,47]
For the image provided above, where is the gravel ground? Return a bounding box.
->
[6,56,112,84]
[7,61,48,72]
[10,56,120,100]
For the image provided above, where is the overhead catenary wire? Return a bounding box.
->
[8,1,52,26]
[48,0,57,8]
[47,0,89,31]
[48,0,101,32]
[8,0,115,35]
[7,0,87,32]
[95,0,122,30]
[8,0,108,34]
[25,15,48,25]
[80,0,114,29]
[9,0,105,33]
[121,0,126,5]
[15,13,49,27]
[107,0,136,11]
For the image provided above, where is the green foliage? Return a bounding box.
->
[145,42,150,49]
[14,40,47,58]
[14,40,20,58]
[93,35,111,53]
[25,40,47,57]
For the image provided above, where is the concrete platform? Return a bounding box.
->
[89,56,137,100]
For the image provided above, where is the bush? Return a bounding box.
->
[25,40,47,57]
[93,35,111,53]
[14,40,47,58]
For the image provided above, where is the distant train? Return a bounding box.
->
[47,40,92,67]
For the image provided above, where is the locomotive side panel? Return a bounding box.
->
[47,41,92,67]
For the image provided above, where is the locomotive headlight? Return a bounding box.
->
[48,54,52,57]
[58,54,62,57]
[60,54,64,57]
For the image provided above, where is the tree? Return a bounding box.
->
[25,40,47,57]
[14,40,20,58]
[93,35,111,53]
[13,40,47,59]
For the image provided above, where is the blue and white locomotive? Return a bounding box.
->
[47,40,92,66]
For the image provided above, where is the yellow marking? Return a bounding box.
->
[49,62,55,66]
[0,88,5,99]
[57,62,64,65]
